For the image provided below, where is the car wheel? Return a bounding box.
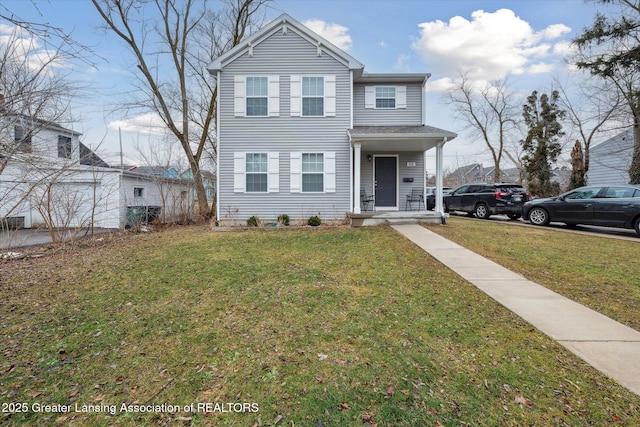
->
[474,203,490,219]
[528,207,550,226]
[635,217,640,237]
[507,213,521,220]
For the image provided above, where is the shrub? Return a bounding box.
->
[246,216,260,227]
[307,215,321,226]
[277,214,290,226]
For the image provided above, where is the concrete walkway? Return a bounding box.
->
[392,223,640,396]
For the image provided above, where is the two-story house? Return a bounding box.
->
[209,14,456,224]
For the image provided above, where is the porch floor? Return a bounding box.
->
[350,210,446,227]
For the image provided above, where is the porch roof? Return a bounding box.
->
[348,125,457,151]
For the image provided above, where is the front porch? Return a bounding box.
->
[350,210,447,227]
[348,125,458,217]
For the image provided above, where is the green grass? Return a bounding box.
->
[1,226,639,426]
[424,217,640,332]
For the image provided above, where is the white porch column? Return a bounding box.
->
[435,138,447,214]
[353,142,361,214]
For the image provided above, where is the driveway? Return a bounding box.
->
[1,228,114,250]
[448,212,639,241]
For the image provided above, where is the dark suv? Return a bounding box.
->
[444,183,530,220]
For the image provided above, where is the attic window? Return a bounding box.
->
[57,135,72,159]
[134,187,144,197]
[14,126,32,153]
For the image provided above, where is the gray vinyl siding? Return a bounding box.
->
[353,83,423,126]
[218,29,351,221]
[359,151,425,209]
[586,130,633,186]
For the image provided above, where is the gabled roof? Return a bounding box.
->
[208,13,364,73]
[79,142,110,168]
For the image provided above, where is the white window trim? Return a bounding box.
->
[234,75,280,117]
[290,75,336,117]
[233,152,279,193]
[290,151,335,193]
[365,85,406,109]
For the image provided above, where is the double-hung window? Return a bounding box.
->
[246,77,268,116]
[58,135,72,159]
[302,77,324,116]
[365,85,406,109]
[14,126,32,152]
[375,86,396,108]
[302,153,324,192]
[245,153,268,192]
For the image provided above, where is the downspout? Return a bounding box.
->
[349,70,354,214]
[216,70,221,224]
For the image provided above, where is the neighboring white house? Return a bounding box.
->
[586,129,634,186]
[208,14,457,224]
[1,115,194,230]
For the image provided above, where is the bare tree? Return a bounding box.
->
[555,75,623,187]
[1,21,84,230]
[443,73,520,182]
[91,0,270,221]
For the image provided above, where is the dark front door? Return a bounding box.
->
[375,156,397,208]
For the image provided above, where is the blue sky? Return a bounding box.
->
[1,0,616,172]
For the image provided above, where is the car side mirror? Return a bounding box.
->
[558,196,565,201]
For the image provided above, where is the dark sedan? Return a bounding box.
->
[523,185,640,236]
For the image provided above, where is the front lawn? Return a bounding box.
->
[1,226,638,426]
[424,217,640,332]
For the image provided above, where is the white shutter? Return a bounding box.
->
[268,152,279,193]
[365,86,375,109]
[324,151,336,193]
[233,152,245,192]
[324,75,336,117]
[268,76,280,117]
[290,75,301,117]
[290,152,301,193]
[234,76,246,117]
[396,86,407,109]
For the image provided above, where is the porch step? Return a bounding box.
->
[385,218,420,225]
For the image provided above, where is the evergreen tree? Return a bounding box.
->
[573,0,640,183]
[521,91,565,197]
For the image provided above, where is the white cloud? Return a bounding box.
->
[393,54,412,72]
[411,8,571,82]
[108,113,167,135]
[302,19,352,50]
[0,24,69,74]
[526,62,555,74]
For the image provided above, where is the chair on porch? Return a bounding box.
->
[360,188,375,211]
[405,188,424,211]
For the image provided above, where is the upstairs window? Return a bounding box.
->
[302,153,324,192]
[365,85,407,109]
[290,75,335,117]
[302,77,324,116]
[57,135,72,159]
[14,126,32,153]
[375,86,396,108]
[246,77,268,116]
[134,187,144,197]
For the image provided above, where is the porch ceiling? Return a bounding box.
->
[348,125,457,152]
